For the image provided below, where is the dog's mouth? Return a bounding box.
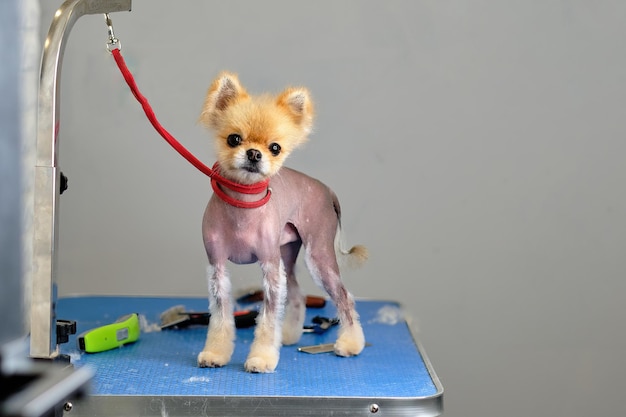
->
[243,164,260,173]
[221,160,269,185]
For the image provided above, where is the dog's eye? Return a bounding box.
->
[227,134,242,147]
[269,143,281,156]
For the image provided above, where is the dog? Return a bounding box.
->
[196,72,367,373]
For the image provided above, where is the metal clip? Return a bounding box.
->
[104,13,121,52]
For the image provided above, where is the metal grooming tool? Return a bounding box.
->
[159,305,258,330]
[298,342,372,354]
[236,289,327,308]
[303,316,339,334]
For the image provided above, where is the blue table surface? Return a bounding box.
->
[57,296,438,399]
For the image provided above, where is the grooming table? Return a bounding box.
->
[57,296,443,416]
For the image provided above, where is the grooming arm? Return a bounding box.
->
[31,0,132,360]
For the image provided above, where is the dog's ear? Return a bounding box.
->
[276,87,314,134]
[199,72,248,128]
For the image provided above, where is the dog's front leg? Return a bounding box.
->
[245,258,286,373]
[198,263,235,368]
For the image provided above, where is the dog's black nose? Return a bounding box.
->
[247,149,262,163]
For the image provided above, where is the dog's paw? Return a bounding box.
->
[281,326,303,346]
[282,296,305,345]
[244,356,278,373]
[197,350,232,368]
[244,346,279,373]
[281,313,304,345]
[334,325,365,357]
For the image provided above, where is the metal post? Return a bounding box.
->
[31,0,132,359]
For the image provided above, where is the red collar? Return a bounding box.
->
[210,163,272,209]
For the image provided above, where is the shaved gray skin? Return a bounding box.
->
[198,167,365,373]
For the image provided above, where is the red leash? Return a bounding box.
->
[209,163,271,209]
[110,48,270,209]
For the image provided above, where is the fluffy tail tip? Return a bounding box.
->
[342,245,368,268]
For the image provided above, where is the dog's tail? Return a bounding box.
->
[332,192,368,269]
[337,238,369,269]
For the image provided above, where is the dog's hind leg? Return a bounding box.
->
[245,258,287,373]
[280,241,305,345]
[304,243,365,357]
[198,263,236,368]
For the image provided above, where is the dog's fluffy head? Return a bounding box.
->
[199,72,314,184]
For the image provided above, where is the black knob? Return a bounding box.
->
[60,172,68,194]
[56,319,77,344]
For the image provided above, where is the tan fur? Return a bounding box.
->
[199,72,313,183]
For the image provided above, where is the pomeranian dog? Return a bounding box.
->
[197,72,367,373]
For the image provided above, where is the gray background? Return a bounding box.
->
[1,0,23,346]
[35,1,626,416]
